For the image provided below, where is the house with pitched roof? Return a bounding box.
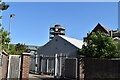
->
[37,35,83,57]
[84,23,120,39]
[91,23,111,34]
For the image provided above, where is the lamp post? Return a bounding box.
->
[9,14,15,35]
[8,14,15,49]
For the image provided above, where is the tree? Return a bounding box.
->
[0,28,10,53]
[15,43,28,53]
[78,31,120,58]
[0,2,9,53]
[9,44,17,55]
[9,43,28,55]
[0,2,9,10]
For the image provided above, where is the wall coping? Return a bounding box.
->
[2,50,8,56]
[22,53,31,55]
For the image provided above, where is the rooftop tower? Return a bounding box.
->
[49,25,65,40]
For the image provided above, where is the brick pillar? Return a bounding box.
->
[20,53,31,80]
[0,51,8,80]
[2,55,8,79]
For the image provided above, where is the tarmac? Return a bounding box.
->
[29,73,72,80]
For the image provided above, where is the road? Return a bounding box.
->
[29,73,71,80]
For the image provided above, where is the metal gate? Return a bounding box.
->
[7,55,21,79]
[30,55,36,73]
[30,54,70,77]
[41,56,55,74]
[40,54,67,77]
[65,58,78,79]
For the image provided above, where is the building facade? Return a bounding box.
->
[38,35,83,57]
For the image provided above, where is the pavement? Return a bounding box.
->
[29,73,72,80]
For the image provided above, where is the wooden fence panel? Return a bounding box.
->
[7,55,21,79]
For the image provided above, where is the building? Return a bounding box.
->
[84,23,120,39]
[37,35,83,76]
[38,35,83,57]
[26,45,39,54]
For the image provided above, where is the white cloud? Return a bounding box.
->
[2,0,120,2]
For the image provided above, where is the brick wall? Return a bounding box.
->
[0,52,8,80]
[2,55,8,79]
[79,58,120,80]
[20,53,31,80]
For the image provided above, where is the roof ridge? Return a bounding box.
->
[59,35,82,42]
[59,35,83,49]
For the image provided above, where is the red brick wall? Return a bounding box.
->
[21,53,31,79]
[2,55,8,79]
[0,65,2,80]
[0,54,8,80]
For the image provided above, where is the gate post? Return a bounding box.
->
[40,55,43,74]
[20,53,31,80]
[79,55,85,80]
[59,53,62,77]
[54,54,58,77]
[35,54,38,74]
[46,58,49,73]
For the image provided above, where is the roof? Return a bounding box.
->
[27,45,38,51]
[96,23,111,33]
[59,35,83,49]
[100,24,111,33]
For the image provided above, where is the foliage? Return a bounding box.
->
[118,42,120,52]
[78,31,120,58]
[9,43,28,55]
[0,28,10,53]
[0,28,28,55]
[1,2,9,10]
[0,2,10,52]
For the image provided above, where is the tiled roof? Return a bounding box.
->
[97,23,111,33]
[101,25,111,32]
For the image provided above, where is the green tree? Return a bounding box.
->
[9,44,17,55]
[0,28,10,53]
[9,43,28,55]
[0,2,9,53]
[78,31,120,58]
[15,43,28,52]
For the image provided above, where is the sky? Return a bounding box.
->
[2,0,120,2]
[2,2,118,46]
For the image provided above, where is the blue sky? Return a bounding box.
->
[3,0,120,2]
[2,2,118,46]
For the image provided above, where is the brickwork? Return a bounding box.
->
[21,53,31,80]
[0,63,2,80]
[0,52,8,80]
[2,55,8,79]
